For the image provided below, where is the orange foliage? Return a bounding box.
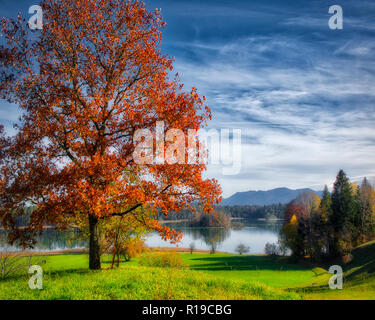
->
[121,239,146,262]
[0,0,221,248]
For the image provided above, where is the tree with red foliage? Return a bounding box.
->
[0,0,221,269]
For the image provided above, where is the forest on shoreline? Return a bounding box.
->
[280,170,375,262]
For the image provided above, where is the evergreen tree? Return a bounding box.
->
[320,185,333,223]
[318,185,333,257]
[357,178,375,240]
[279,172,374,262]
[330,170,357,256]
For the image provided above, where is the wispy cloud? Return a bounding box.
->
[1,0,375,197]
[171,30,375,196]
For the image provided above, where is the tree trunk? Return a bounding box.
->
[89,215,101,270]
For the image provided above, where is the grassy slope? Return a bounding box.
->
[300,240,375,300]
[181,241,375,299]
[0,241,374,300]
[0,254,300,300]
[181,253,320,288]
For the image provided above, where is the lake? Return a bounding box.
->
[146,220,282,254]
[0,220,282,254]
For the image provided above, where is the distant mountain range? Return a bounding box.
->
[220,188,323,206]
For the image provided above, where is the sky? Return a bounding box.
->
[1,0,375,197]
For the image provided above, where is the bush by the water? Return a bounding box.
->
[235,243,250,255]
[138,251,187,269]
[264,242,280,256]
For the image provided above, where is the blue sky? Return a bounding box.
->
[1,0,375,197]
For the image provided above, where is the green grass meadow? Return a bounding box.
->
[0,240,374,300]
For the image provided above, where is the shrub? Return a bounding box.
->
[235,243,250,255]
[121,239,147,262]
[264,242,280,256]
[138,252,187,269]
[93,215,150,268]
[0,251,46,279]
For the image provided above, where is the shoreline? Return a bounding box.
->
[0,246,229,255]
[0,217,280,230]
[158,217,246,224]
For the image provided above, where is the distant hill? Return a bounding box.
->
[221,188,323,206]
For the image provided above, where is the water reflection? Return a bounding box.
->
[0,220,282,254]
[146,220,282,254]
[187,227,231,253]
[0,228,87,251]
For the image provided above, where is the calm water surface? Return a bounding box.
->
[146,220,282,254]
[0,220,282,254]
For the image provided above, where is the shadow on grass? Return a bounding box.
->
[344,260,375,282]
[188,255,313,272]
[317,240,375,281]
[294,241,375,294]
